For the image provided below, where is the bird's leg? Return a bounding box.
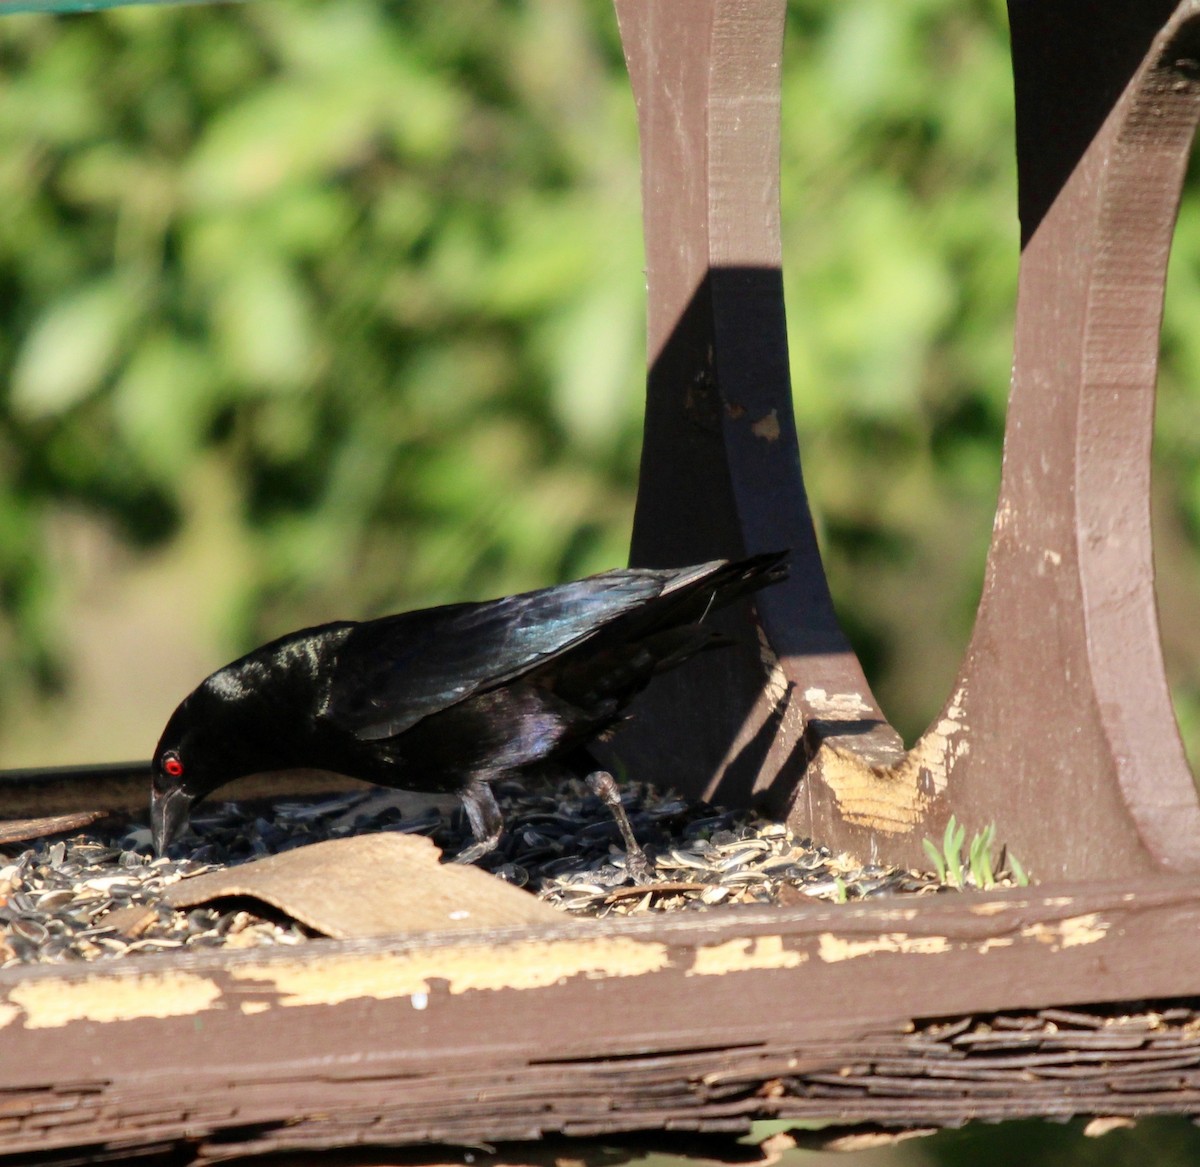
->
[453,779,505,864]
[586,770,654,884]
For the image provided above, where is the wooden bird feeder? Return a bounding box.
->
[5,0,1200,1162]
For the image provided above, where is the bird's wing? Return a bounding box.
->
[324,569,686,741]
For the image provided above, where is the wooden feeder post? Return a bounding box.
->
[612,0,1200,883]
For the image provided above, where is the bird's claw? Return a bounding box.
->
[452,839,496,865]
[624,848,655,886]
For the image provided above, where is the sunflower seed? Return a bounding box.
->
[0,776,1011,964]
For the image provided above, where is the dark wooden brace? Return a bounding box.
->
[607,0,1200,884]
[5,0,1200,1160]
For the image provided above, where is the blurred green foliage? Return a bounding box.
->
[907,1116,1200,1167]
[0,0,1199,750]
[0,0,645,709]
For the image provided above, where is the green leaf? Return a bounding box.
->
[111,334,219,478]
[968,824,996,889]
[922,837,947,883]
[547,283,642,450]
[9,278,136,420]
[943,815,965,888]
[210,256,316,391]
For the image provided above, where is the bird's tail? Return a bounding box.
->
[615,550,788,674]
[655,550,789,622]
[557,551,788,712]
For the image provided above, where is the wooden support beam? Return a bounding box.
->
[4,877,1200,1160]
[793,0,1200,879]
[608,0,904,820]
[611,0,1200,882]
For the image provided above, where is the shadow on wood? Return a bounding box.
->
[611,0,1200,883]
[605,0,904,826]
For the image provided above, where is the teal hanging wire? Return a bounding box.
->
[0,0,237,14]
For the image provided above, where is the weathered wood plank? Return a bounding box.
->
[2,877,1200,1160]
[0,762,366,817]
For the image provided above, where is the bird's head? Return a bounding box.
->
[150,691,225,855]
[150,627,343,855]
[150,669,277,855]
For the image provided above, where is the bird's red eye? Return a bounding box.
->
[162,752,184,778]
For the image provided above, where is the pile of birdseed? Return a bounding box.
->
[0,780,951,967]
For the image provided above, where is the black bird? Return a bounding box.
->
[150,552,787,872]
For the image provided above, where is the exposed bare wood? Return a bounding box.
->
[0,807,116,844]
[3,877,1200,1160]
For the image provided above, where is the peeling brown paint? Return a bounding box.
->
[687,934,807,976]
[817,933,953,962]
[0,868,1195,1161]
[971,901,1021,916]
[802,688,875,718]
[904,687,969,799]
[1020,913,1109,951]
[813,686,969,834]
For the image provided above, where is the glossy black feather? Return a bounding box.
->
[150,552,787,854]
[327,570,692,739]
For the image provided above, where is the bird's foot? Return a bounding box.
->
[622,846,655,885]
[454,779,504,865]
[585,770,655,886]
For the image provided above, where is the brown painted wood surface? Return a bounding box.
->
[0,762,366,819]
[609,0,1200,882]
[605,0,905,819]
[856,0,1200,879]
[3,876,1200,1161]
[792,0,1200,880]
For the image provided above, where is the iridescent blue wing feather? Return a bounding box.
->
[325,570,678,740]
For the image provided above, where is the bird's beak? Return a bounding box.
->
[151,786,194,856]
